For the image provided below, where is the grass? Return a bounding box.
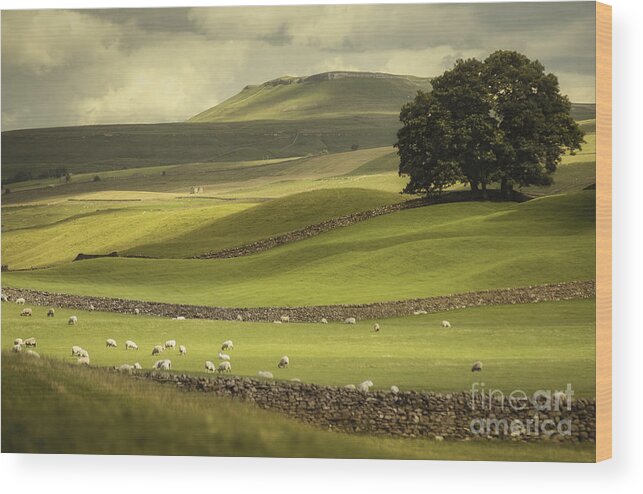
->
[4,191,596,307]
[1,353,594,461]
[1,298,595,397]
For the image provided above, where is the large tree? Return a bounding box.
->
[396,50,584,198]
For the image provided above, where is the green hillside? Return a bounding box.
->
[190,71,432,123]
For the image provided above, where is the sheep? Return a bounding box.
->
[258,371,274,379]
[204,361,216,373]
[320,318,328,324]
[78,349,89,359]
[14,338,23,346]
[68,315,78,325]
[413,309,427,315]
[152,345,164,356]
[71,345,85,357]
[344,317,356,325]
[134,308,140,315]
[26,350,40,358]
[1,294,8,302]
[77,356,90,366]
[218,351,231,361]
[24,337,36,347]
[153,359,171,371]
[106,338,117,348]
[373,323,380,332]
[277,356,289,369]
[164,339,176,349]
[12,343,22,353]
[116,364,134,373]
[553,391,568,408]
[390,385,400,394]
[221,340,234,351]
[47,308,55,317]
[174,316,186,321]
[280,315,290,323]
[133,362,142,370]
[471,361,483,372]
[441,320,452,328]
[217,361,231,373]
[236,314,243,322]
[16,297,25,305]
[343,384,356,390]
[125,340,138,350]
[273,320,282,324]
[89,304,95,311]
[290,378,301,383]
[20,308,32,317]
[179,345,187,356]
[358,380,373,393]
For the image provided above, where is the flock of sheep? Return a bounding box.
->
[5,294,486,388]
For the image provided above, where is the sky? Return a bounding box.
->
[1,2,596,130]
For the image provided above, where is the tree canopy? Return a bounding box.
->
[395,50,584,198]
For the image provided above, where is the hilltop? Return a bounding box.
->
[189,71,433,123]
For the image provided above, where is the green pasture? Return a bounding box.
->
[1,298,595,397]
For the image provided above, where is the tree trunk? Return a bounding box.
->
[481,182,488,200]
[470,181,479,193]
[500,178,513,199]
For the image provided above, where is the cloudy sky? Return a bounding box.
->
[1,2,595,130]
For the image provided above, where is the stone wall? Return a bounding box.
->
[135,371,596,443]
[2,280,595,323]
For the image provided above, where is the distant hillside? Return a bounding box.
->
[570,103,596,121]
[189,71,433,123]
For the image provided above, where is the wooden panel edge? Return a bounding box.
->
[595,1,612,463]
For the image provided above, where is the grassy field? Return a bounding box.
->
[3,191,595,306]
[1,353,594,461]
[1,298,595,396]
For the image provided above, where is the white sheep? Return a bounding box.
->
[125,340,138,350]
[47,308,55,317]
[117,364,134,373]
[344,317,356,324]
[1,294,8,302]
[165,339,176,349]
[89,304,95,311]
[153,359,171,371]
[441,320,452,328]
[277,356,289,369]
[320,318,328,324]
[236,314,243,322]
[106,338,117,348]
[373,323,380,332]
[24,337,36,347]
[273,320,282,324]
[217,361,231,373]
[179,345,187,356]
[280,315,290,323]
[343,384,356,390]
[78,356,90,366]
[174,316,186,321]
[78,349,89,359]
[134,308,140,315]
[218,351,230,361]
[221,340,234,351]
[553,391,568,408]
[68,315,78,325]
[14,338,23,346]
[71,345,84,357]
[26,349,40,358]
[358,380,373,392]
[16,297,25,305]
[471,361,483,372]
[12,343,22,353]
[152,344,164,356]
[258,371,274,379]
[205,361,216,373]
[133,362,142,370]
[413,309,427,315]
[390,385,400,394]
[290,378,301,382]
[20,308,32,317]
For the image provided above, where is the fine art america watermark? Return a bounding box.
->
[469,383,574,438]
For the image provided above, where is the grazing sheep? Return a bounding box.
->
[218,351,231,361]
[14,338,23,346]
[68,315,78,325]
[320,318,328,324]
[134,308,140,315]
[26,350,40,358]
[344,317,356,324]
[78,349,89,359]
[12,343,22,353]
[373,323,380,332]
[174,316,186,321]
[217,361,231,373]
[290,378,301,382]
[413,309,427,315]
[236,314,243,322]
[71,345,85,357]
[153,359,172,371]
[24,337,36,347]
[20,308,32,317]
[152,345,164,356]
[78,356,90,366]
[277,356,289,369]
[1,294,8,302]
[179,345,187,356]
[258,371,274,379]
[133,362,142,370]
[106,338,117,348]
[441,320,452,328]
[553,391,568,407]
[390,385,400,394]
[89,304,95,311]
[16,297,25,305]
[358,380,373,392]
[280,315,290,323]
[125,340,138,350]
[221,340,234,351]
[343,384,356,390]
[205,361,216,373]
[165,340,176,349]
[47,308,55,317]
[471,361,483,372]
[116,364,134,373]
[273,320,282,324]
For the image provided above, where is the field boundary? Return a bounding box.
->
[2,280,595,322]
